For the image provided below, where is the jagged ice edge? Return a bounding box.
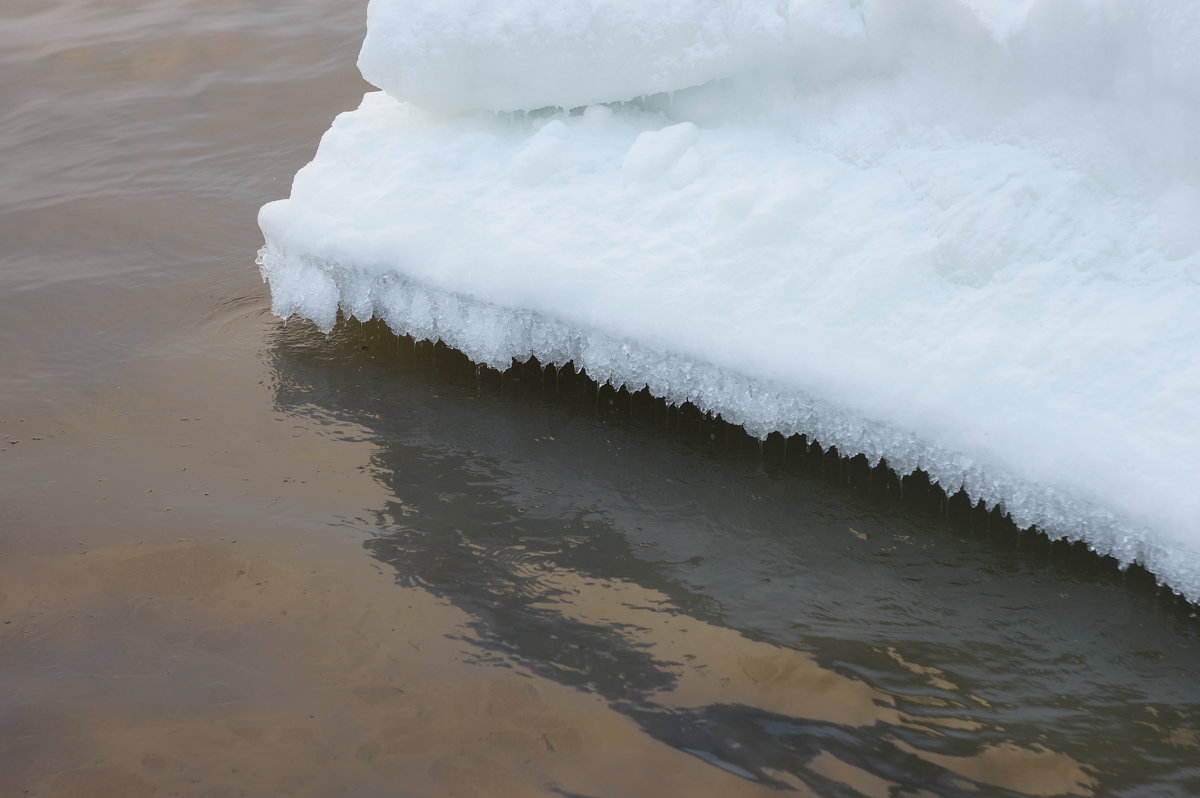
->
[257,244,1199,602]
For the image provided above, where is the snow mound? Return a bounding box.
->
[260,0,1200,602]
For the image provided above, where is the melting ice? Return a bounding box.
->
[258,0,1200,601]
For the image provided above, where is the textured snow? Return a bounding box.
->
[259,0,1200,601]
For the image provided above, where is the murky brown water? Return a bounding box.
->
[3,2,1200,797]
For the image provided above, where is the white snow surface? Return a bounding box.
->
[259,0,1200,601]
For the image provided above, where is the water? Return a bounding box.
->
[2,2,1199,796]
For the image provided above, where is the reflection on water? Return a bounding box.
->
[269,319,1200,796]
[4,0,1199,793]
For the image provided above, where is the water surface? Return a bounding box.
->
[2,2,1199,796]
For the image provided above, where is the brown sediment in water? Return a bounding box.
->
[2,535,803,797]
[0,331,1099,795]
[2,527,1098,798]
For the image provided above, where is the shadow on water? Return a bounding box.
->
[268,317,1200,797]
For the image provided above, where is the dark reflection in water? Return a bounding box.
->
[270,318,1200,797]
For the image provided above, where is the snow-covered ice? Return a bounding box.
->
[258,0,1200,601]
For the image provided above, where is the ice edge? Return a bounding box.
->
[257,243,1199,604]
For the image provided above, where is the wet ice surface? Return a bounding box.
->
[260,0,1200,601]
